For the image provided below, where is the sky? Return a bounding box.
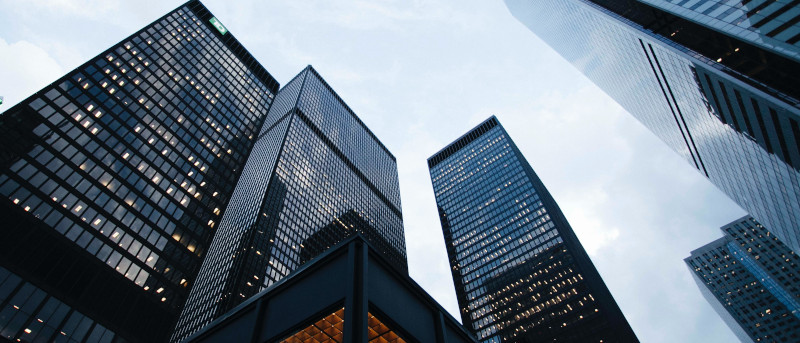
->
[0,1,748,341]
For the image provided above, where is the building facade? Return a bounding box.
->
[0,1,280,342]
[172,66,407,342]
[182,235,476,343]
[505,0,800,253]
[686,216,800,342]
[428,116,637,342]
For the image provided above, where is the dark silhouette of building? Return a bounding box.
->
[182,235,476,343]
[0,1,280,342]
[686,216,800,342]
[428,116,638,342]
[172,66,406,341]
[505,0,800,253]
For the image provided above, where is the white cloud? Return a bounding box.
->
[23,0,119,18]
[560,187,622,256]
[0,38,63,109]
[271,0,481,31]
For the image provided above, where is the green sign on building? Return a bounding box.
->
[209,17,228,35]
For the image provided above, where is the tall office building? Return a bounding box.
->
[172,66,407,341]
[686,216,800,342]
[0,1,279,342]
[428,116,637,342]
[505,0,800,253]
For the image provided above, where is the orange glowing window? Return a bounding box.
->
[279,309,408,343]
[281,308,344,343]
[367,312,407,343]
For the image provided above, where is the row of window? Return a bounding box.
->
[0,267,116,343]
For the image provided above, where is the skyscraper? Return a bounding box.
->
[686,216,800,342]
[0,1,279,342]
[505,0,800,253]
[172,66,407,341]
[428,116,637,342]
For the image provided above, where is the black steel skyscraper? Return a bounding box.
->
[172,66,406,341]
[429,116,637,342]
[0,1,279,342]
[505,0,800,253]
[686,216,800,342]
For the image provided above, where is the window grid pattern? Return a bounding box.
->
[172,67,405,342]
[686,216,800,342]
[429,118,635,342]
[640,0,800,59]
[297,69,401,211]
[0,3,277,342]
[261,111,404,284]
[280,307,345,343]
[0,266,116,343]
[173,112,292,340]
[505,0,800,253]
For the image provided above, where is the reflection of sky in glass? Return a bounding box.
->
[506,0,800,255]
[727,241,800,320]
[639,0,800,61]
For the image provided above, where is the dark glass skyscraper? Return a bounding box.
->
[0,1,279,342]
[686,216,800,342]
[172,66,406,341]
[428,116,637,342]
[505,0,800,253]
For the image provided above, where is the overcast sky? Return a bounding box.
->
[0,1,748,341]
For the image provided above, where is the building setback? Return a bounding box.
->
[428,116,637,342]
[0,1,279,342]
[686,216,800,343]
[505,0,800,253]
[171,66,407,342]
